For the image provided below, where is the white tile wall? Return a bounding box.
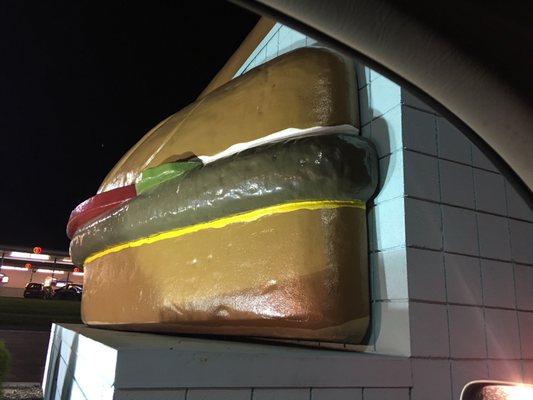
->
[406,248,446,302]
[372,300,411,356]
[451,361,488,400]
[401,89,438,114]
[311,388,362,400]
[363,388,409,400]
[115,390,186,400]
[524,361,533,384]
[367,106,402,157]
[213,22,533,400]
[448,305,487,358]
[411,359,452,400]
[409,302,449,357]
[509,219,533,264]
[518,312,533,359]
[444,253,483,305]
[367,76,402,123]
[477,213,512,261]
[487,360,523,382]
[437,118,472,164]
[404,151,440,201]
[484,308,521,359]
[368,198,406,252]
[371,248,408,301]
[481,260,516,309]
[441,206,479,256]
[405,198,442,250]
[439,160,475,208]
[505,181,533,221]
[401,106,438,155]
[188,389,252,400]
[473,169,507,215]
[252,389,310,400]
[515,265,533,310]
[471,145,498,172]
[374,151,404,204]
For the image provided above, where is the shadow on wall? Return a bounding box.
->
[357,65,412,356]
[366,114,393,349]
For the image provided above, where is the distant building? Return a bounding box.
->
[0,245,83,297]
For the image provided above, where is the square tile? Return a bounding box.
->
[410,302,449,357]
[406,248,446,302]
[363,388,409,400]
[405,198,442,250]
[472,145,498,172]
[402,90,438,115]
[374,151,404,204]
[439,160,475,208]
[484,308,521,359]
[444,253,482,305]
[369,76,402,121]
[404,151,440,201]
[372,300,411,356]
[509,219,533,264]
[437,118,472,164]
[518,311,533,359]
[473,170,507,215]
[448,305,487,358]
[312,388,362,400]
[488,360,523,382]
[401,106,438,155]
[524,361,533,385]
[411,359,451,400]
[515,265,533,311]
[115,390,186,400]
[442,206,478,256]
[369,105,402,157]
[505,181,533,221]
[481,260,516,308]
[253,389,309,400]
[188,389,252,400]
[368,198,406,251]
[451,361,488,400]
[371,248,408,301]
[477,213,511,261]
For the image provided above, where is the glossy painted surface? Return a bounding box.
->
[66,184,136,239]
[97,47,357,193]
[70,134,377,266]
[73,47,378,343]
[82,206,370,343]
[135,160,201,194]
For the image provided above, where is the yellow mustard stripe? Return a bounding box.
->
[84,199,366,264]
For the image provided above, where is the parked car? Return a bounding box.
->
[23,282,45,299]
[53,284,83,301]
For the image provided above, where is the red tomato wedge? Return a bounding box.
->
[67,185,137,239]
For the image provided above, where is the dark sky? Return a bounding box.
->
[0,1,259,251]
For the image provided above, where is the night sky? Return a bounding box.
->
[0,1,259,251]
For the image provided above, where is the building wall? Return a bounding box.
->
[44,23,533,400]
[360,69,533,399]
[227,23,533,399]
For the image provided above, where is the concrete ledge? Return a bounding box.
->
[43,324,411,399]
